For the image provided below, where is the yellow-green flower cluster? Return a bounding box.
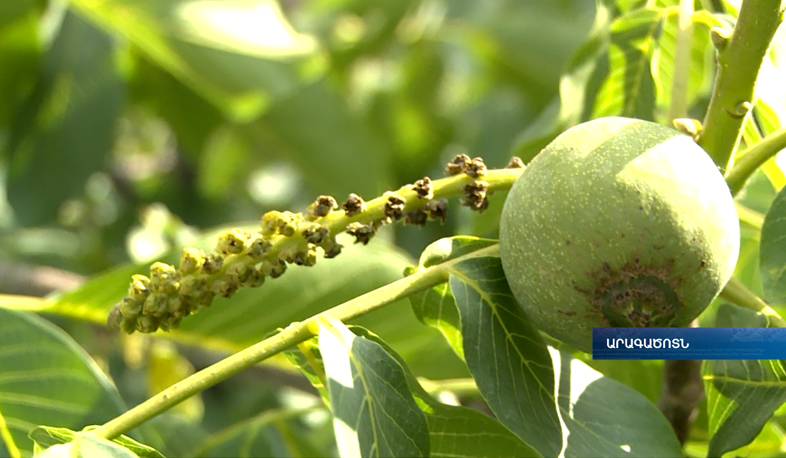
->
[108,155,523,333]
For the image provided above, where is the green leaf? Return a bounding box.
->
[652,8,716,122]
[5,10,124,226]
[704,303,786,457]
[448,255,561,456]
[250,79,392,201]
[448,253,683,456]
[0,0,39,28]
[29,426,165,458]
[318,318,429,458]
[590,7,662,120]
[70,0,319,122]
[760,183,786,307]
[34,434,139,458]
[0,13,41,130]
[407,237,499,359]
[513,1,616,161]
[351,327,541,458]
[0,308,126,456]
[287,325,538,457]
[283,338,330,406]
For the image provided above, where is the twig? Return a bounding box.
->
[658,354,704,445]
[719,276,786,328]
[698,0,783,171]
[725,126,786,195]
[90,245,499,440]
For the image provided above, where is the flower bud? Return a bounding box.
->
[107,305,123,330]
[143,293,169,317]
[128,275,151,302]
[342,193,365,216]
[446,154,471,176]
[180,276,208,299]
[202,254,224,274]
[247,238,272,259]
[384,195,406,221]
[216,229,250,255]
[506,157,525,169]
[150,262,178,291]
[226,262,250,283]
[425,198,448,223]
[212,279,238,298]
[465,157,487,178]
[346,222,375,245]
[412,177,433,199]
[261,211,283,236]
[261,259,287,278]
[243,268,266,287]
[303,225,329,245]
[308,195,338,218]
[120,297,143,317]
[120,316,138,334]
[180,248,206,274]
[136,315,159,333]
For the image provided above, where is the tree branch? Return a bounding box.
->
[698,0,783,171]
[725,126,786,195]
[91,244,499,440]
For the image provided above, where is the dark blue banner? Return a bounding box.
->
[592,327,786,360]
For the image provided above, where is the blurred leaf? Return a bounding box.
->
[146,342,202,422]
[34,433,139,458]
[249,79,391,200]
[138,414,206,458]
[195,125,250,201]
[0,307,126,456]
[449,253,682,456]
[590,7,661,120]
[186,405,328,458]
[130,57,224,157]
[30,426,165,458]
[704,303,786,457]
[6,10,124,226]
[318,318,429,457]
[652,7,716,122]
[0,13,41,129]
[0,0,40,28]
[513,0,614,161]
[450,0,594,100]
[760,183,786,307]
[71,0,320,122]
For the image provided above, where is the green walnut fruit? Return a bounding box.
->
[499,117,739,352]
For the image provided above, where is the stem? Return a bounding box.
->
[719,276,786,327]
[735,201,764,230]
[667,0,694,122]
[91,245,500,440]
[725,126,786,195]
[315,168,523,237]
[698,0,783,171]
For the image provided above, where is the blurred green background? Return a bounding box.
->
[0,0,594,273]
